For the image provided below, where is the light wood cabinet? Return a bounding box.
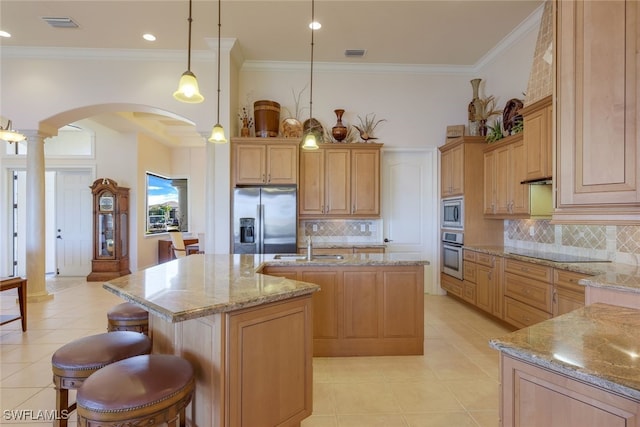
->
[521,95,552,182]
[503,258,553,328]
[553,269,587,316]
[231,138,298,186]
[439,136,503,246]
[227,297,313,427]
[501,354,640,427]
[463,249,503,318]
[440,272,463,299]
[441,143,464,196]
[262,264,424,356]
[299,143,381,218]
[483,134,529,218]
[555,0,640,223]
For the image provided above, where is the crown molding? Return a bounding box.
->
[0,46,215,62]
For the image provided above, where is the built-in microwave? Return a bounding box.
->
[441,196,464,229]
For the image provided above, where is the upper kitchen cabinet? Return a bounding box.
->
[231,138,299,186]
[440,143,464,197]
[555,0,640,223]
[521,95,553,182]
[299,143,381,218]
[483,134,529,218]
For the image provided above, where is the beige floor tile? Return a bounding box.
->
[332,382,401,414]
[387,380,465,413]
[337,414,409,427]
[0,387,42,411]
[404,411,480,427]
[312,382,336,415]
[443,378,500,411]
[301,414,338,427]
[469,410,500,427]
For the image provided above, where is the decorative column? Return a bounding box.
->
[25,131,52,301]
[204,135,216,254]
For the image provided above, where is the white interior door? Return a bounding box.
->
[55,170,93,276]
[381,149,441,294]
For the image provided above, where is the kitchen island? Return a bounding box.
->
[490,303,640,426]
[261,252,429,356]
[103,254,320,427]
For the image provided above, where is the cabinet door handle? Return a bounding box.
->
[267,173,271,183]
[262,174,266,183]
[352,205,355,214]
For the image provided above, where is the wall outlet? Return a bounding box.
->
[370,223,377,232]
[529,225,535,236]
[360,224,366,232]
[312,224,318,232]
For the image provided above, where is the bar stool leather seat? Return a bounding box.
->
[107,302,149,335]
[51,331,152,427]
[77,354,195,427]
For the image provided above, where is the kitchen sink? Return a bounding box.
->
[272,254,344,260]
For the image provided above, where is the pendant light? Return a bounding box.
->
[208,0,227,143]
[173,0,204,103]
[301,0,319,150]
[0,120,26,143]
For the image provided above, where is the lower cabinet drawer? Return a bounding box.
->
[463,262,477,283]
[504,296,552,329]
[504,272,553,313]
[462,281,476,304]
[441,273,463,298]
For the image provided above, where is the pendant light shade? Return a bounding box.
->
[0,120,26,143]
[174,0,204,103]
[301,0,319,150]
[208,0,227,143]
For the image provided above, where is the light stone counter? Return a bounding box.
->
[463,245,640,294]
[103,254,321,323]
[490,303,640,401]
[103,253,429,323]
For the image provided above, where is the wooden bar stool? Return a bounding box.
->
[77,354,195,427]
[0,277,27,331]
[107,302,149,335]
[51,331,152,427]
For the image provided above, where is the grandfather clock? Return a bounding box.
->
[87,178,131,282]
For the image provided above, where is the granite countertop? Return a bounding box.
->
[265,252,430,267]
[103,254,321,323]
[490,303,640,401]
[463,245,640,294]
[296,243,387,250]
[103,253,430,323]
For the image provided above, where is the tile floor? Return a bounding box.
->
[1,276,513,427]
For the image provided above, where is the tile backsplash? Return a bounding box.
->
[505,219,640,266]
[299,219,383,246]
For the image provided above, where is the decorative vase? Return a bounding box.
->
[240,118,250,137]
[331,109,348,142]
[468,78,481,136]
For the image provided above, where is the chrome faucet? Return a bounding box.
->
[306,236,313,261]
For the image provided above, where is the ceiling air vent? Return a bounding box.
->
[344,49,366,58]
[42,17,79,29]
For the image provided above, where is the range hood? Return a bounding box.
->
[521,176,553,185]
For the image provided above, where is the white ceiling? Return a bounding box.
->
[1,0,544,146]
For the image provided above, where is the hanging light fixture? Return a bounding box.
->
[301,0,319,150]
[0,120,26,143]
[208,0,227,143]
[173,0,204,103]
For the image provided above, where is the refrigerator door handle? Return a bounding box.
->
[258,204,265,254]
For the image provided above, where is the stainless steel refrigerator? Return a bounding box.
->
[232,186,297,254]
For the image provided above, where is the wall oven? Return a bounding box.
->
[441,231,463,280]
[441,196,464,229]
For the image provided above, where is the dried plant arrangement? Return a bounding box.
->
[475,96,502,121]
[353,113,386,142]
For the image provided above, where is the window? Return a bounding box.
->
[145,172,188,234]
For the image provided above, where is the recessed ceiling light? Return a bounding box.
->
[143,33,156,42]
[0,31,11,38]
[309,21,321,30]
